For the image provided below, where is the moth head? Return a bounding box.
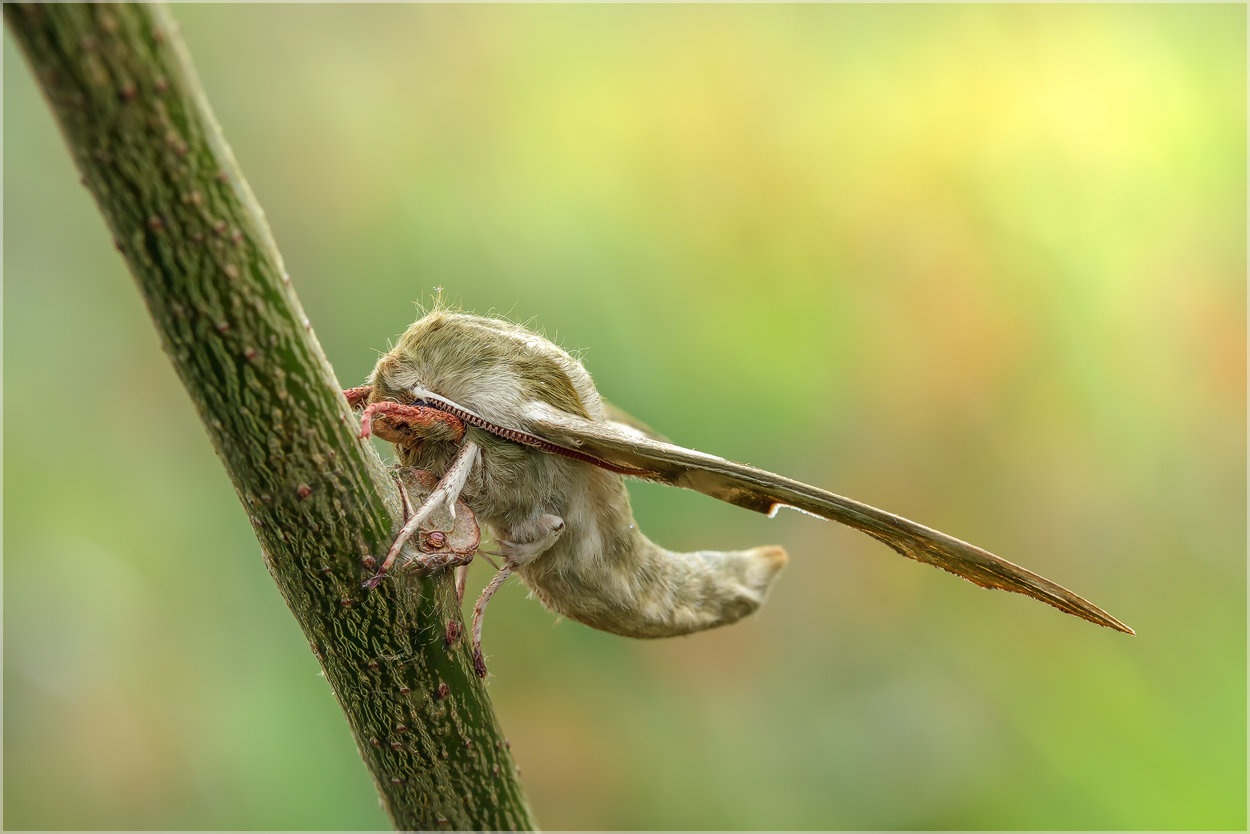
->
[369,310,605,426]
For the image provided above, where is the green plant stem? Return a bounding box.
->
[5,4,534,829]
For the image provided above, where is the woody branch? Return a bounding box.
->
[4,3,534,829]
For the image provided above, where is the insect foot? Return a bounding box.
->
[362,464,480,590]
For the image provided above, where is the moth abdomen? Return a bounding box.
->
[518,526,789,639]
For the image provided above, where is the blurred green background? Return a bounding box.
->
[4,4,1245,830]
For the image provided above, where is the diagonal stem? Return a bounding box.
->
[4,3,534,830]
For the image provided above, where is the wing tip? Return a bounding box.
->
[886,534,1136,636]
[1091,611,1135,636]
[1016,580,1135,636]
[1034,586,1134,635]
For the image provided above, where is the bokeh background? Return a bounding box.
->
[4,5,1245,830]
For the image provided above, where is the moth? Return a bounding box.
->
[346,310,1133,676]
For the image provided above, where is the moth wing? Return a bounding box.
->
[600,398,672,444]
[523,402,1133,635]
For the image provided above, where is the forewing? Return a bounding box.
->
[524,402,1133,635]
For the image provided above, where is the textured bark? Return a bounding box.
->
[5,4,535,830]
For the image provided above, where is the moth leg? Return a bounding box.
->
[454,565,469,605]
[358,400,464,445]
[471,565,512,678]
[363,471,417,571]
[395,471,415,521]
[471,514,565,677]
[494,514,566,568]
[411,440,480,527]
[363,441,481,589]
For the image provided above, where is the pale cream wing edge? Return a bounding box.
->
[523,402,1133,635]
[600,398,672,444]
